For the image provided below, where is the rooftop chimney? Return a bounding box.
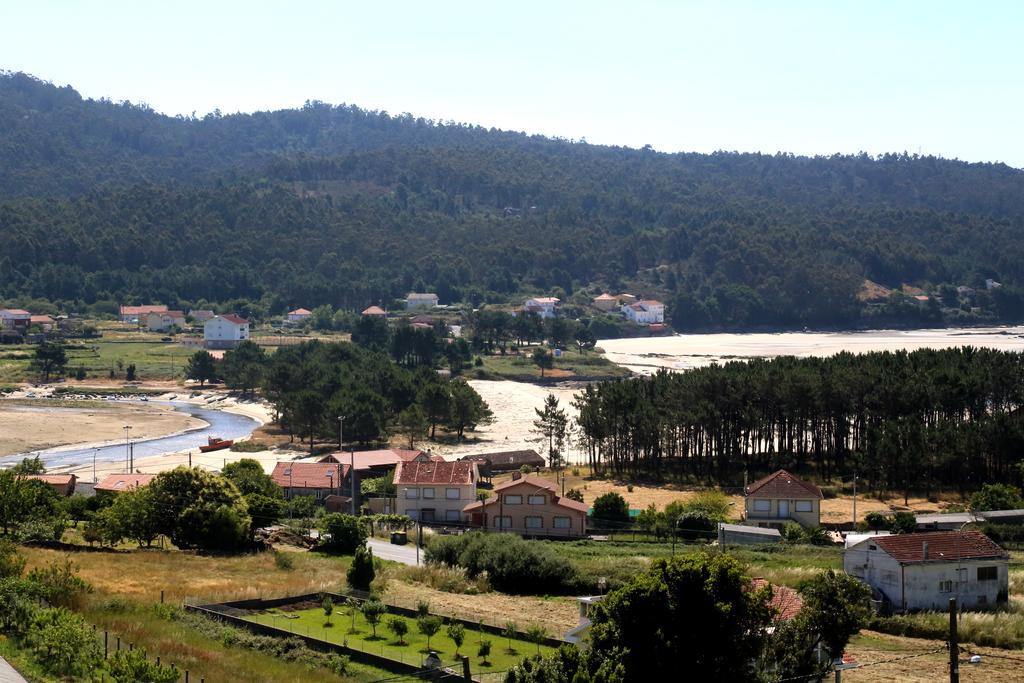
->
[922,541,929,560]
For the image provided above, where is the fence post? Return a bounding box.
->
[161,590,165,604]
[185,671,189,683]
[104,631,108,658]
[116,636,120,652]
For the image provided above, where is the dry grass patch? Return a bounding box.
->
[845,630,1024,683]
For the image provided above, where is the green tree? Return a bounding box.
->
[446,380,495,439]
[30,341,67,382]
[890,511,918,535]
[347,544,376,590]
[243,494,284,534]
[525,623,548,655]
[107,649,180,683]
[320,513,368,554]
[970,483,1024,512]
[591,492,629,525]
[184,349,218,387]
[532,347,553,377]
[387,615,409,644]
[148,467,251,550]
[26,607,102,676]
[105,486,161,547]
[418,381,452,439]
[447,622,466,655]
[533,393,568,472]
[361,599,387,637]
[222,458,280,498]
[395,405,429,449]
[322,595,334,625]
[574,326,597,354]
[477,638,492,665]
[0,539,26,579]
[0,470,63,539]
[798,570,872,661]
[503,621,518,654]
[10,456,45,475]
[417,615,442,649]
[221,341,266,396]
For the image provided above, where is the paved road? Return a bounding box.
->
[368,538,421,566]
[0,657,26,683]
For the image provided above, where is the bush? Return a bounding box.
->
[970,483,1024,512]
[347,545,375,591]
[273,550,295,570]
[675,510,716,540]
[891,511,917,535]
[288,495,321,518]
[319,513,368,554]
[591,492,629,524]
[863,511,890,530]
[424,531,578,594]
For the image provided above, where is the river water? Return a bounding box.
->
[0,401,260,470]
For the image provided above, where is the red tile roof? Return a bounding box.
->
[271,462,348,490]
[29,315,54,323]
[362,306,386,316]
[119,305,167,315]
[324,449,424,470]
[95,474,156,492]
[220,314,248,325]
[751,578,803,621]
[870,531,1008,564]
[394,461,476,486]
[746,470,823,499]
[593,293,617,301]
[289,308,312,315]
[21,473,76,488]
[463,475,589,513]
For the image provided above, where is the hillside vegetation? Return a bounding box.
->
[3,71,1024,329]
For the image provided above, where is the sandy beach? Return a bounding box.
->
[0,399,205,458]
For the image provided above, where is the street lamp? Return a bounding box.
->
[123,425,132,473]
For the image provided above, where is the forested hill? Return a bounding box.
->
[4,70,1024,330]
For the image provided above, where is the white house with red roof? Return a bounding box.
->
[463,474,588,537]
[119,304,168,324]
[287,308,312,324]
[144,310,187,332]
[844,530,1009,611]
[622,299,665,324]
[523,297,560,319]
[394,460,478,523]
[744,469,823,528]
[204,314,250,349]
[0,309,32,331]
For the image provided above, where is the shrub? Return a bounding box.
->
[970,483,1024,512]
[863,511,890,530]
[417,615,442,649]
[347,545,375,591]
[319,513,368,554]
[447,622,466,655]
[564,488,584,503]
[107,649,179,683]
[361,600,387,637]
[424,531,577,594]
[273,550,295,570]
[675,510,716,540]
[891,511,917,535]
[591,492,629,524]
[478,638,492,664]
[388,615,409,644]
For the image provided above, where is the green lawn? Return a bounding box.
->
[244,604,556,673]
[1,338,190,383]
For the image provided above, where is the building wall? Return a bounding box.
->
[396,483,475,523]
[406,296,438,310]
[593,299,617,312]
[472,483,587,537]
[204,318,249,348]
[744,495,820,527]
[844,542,1009,611]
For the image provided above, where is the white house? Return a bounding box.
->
[204,314,250,349]
[118,304,167,324]
[844,530,1009,612]
[0,309,31,331]
[524,297,560,319]
[744,469,822,528]
[286,308,312,324]
[622,299,665,324]
[405,293,439,310]
[986,279,1003,290]
[395,460,478,523]
[144,310,186,332]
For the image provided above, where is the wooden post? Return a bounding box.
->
[161,590,165,604]
[104,631,108,658]
[949,597,959,683]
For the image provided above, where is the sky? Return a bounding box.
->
[4,1,1023,167]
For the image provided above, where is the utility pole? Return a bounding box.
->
[350,445,357,515]
[949,597,959,683]
[130,442,134,472]
[852,469,857,529]
[123,425,132,473]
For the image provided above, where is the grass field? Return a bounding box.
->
[244,603,555,673]
[474,347,630,381]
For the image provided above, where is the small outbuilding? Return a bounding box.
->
[718,522,783,547]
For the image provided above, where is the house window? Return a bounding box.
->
[445,509,460,522]
[978,566,998,582]
[753,499,771,512]
[422,488,435,499]
[446,488,460,500]
[503,494,523,505]
[421,509,435,522]
[492,516,512,529]
[795,501,813,513]
[525,516,543,529]
[405,488,419,499]
[528,495,546,505]
[553,516,571,529]
[939,580,953,593]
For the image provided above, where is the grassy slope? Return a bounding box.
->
[474,348,630,381]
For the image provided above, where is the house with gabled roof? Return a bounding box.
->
[844,530,1009,611]
[405,293,439,310]
[271,462,349,500]
[361,305,387,317]
[591,293,619,312]
[523,297,560,319]
[394,461,478,523]
[622,299,665,324]
[94,473,156,494]
[744,469,823,528]
[204,314,250,349]
[463,474,588,537]
[119,304,168,324]
[287,308,313,324]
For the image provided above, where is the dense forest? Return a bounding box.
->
[3,71,1024,329]
[573,347,1024,497]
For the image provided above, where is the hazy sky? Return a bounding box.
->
[5,1,1022,166]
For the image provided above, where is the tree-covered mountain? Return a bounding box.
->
[3,70,1024,329]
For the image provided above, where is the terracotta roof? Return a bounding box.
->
[746,470,823,499]
[219,314,248,325]
[29,315,54,323]
[0,309,31,316]
[593,293,617,301]
[289,308,312,315]
[271,462,348,490]
[751,578,803,621]
[638,300,663,307]
[394,461,476,486]
[21,474,76,486]
[869,531,1008,564]
[362,306,386,316]
[464,475,588,513]
[94,474,156,492]
[323,449,423,470]
[119,305,167,315]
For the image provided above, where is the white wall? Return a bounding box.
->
[397,483,475,522]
